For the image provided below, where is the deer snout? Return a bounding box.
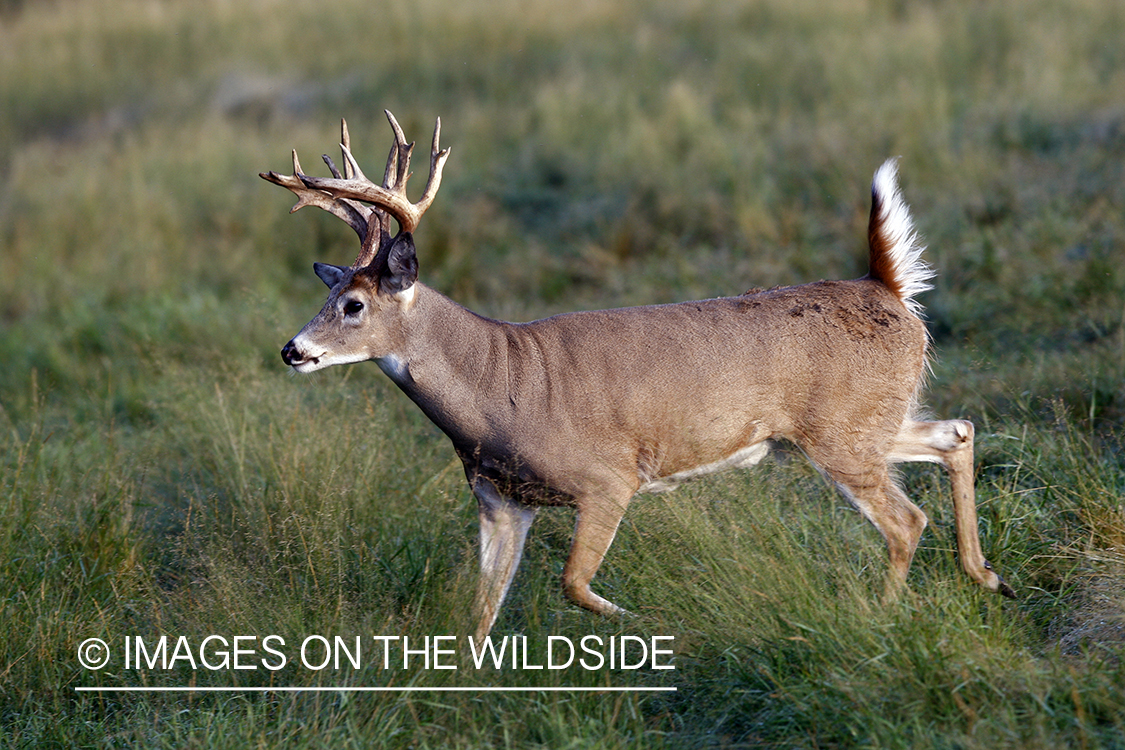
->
[281,340,313,367]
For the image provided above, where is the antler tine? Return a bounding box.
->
[337,120,393,265]
[339,144,369,185]
[416,116,450,217]
[378,111,451,216]
[333,119,372,186]
[341,119,354,179]
[383,109,415,194]
[382,139,400,191]
[321,154,344,179]
[259,149,371,242]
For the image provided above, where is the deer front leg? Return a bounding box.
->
[473,480,538,639]
[891,419,1016,598]
[563,494,634,618]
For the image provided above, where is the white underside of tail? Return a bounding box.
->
[872,160,934,316]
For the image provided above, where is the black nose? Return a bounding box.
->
[281,341,301,366]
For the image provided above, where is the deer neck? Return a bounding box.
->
[377,283,510,444]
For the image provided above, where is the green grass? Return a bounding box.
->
[2,0,1124,746]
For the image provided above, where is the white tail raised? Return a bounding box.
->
[262,114,1015,638]
[867,159,934,315]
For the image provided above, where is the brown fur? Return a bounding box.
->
[264,115,1015,638]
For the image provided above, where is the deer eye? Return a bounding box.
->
[343,299,364,316]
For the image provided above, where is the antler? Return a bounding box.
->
[260,110,450,267]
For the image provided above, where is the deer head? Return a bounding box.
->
[260,111,449,372]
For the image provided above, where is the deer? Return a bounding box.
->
[261,111,1015,639]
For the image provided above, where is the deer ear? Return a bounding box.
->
[313,262,349,288]
[381,232,418,295]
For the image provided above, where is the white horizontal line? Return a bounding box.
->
[75,686,676,693]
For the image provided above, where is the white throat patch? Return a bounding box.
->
[376,354,410,385]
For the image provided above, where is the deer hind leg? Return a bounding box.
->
[473,479,538,639]
[824,463,930,600]
[562,493,634,618]
[890,419,1016,598]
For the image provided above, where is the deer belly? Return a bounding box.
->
[637,442,770,494]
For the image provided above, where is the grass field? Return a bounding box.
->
[2,0,1124,746]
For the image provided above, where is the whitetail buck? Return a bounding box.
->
[262,111,1015,638]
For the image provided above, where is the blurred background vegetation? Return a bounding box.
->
[1,0,1123,747]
